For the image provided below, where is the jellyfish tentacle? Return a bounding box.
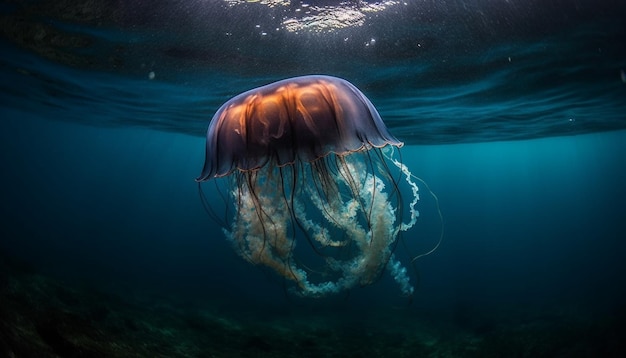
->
[384,146,419,231]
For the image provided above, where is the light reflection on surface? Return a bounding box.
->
[223,0,399,32]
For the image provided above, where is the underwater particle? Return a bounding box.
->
[148,71,155,80]
[620,69,625,83]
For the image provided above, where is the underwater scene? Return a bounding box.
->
[1,0,626,357]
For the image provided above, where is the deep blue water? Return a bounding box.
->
[1,0,626,356]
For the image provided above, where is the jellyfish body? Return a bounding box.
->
[197,75,419,297]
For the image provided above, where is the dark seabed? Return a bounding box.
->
[1,0,626,357]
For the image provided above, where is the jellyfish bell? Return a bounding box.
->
[197,75,420,297]
[197,75,402,180]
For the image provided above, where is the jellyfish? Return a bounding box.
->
[197,75,420,297]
